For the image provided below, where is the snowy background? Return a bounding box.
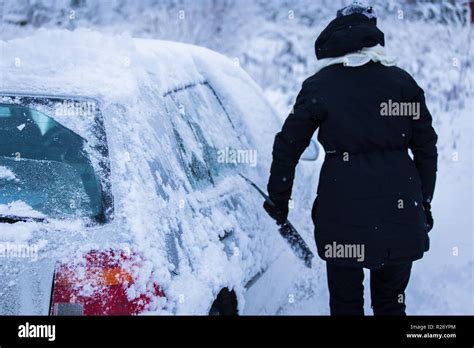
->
[0,0,472,315]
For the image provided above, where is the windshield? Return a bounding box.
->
[0,103,106,222]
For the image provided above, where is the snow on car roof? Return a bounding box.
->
[0,28,270,150]
[0,28,245,102]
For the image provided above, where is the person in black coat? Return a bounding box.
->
[264,3,437,315]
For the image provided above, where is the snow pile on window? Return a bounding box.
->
[0,166,18,181]
[0,200,45,219]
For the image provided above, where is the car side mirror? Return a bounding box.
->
[301,140,319,161]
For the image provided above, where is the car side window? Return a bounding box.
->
[164,83,242,190]
[164,95,214,189]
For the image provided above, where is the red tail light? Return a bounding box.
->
[50,249,165,316]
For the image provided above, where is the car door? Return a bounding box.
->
[163,82,255,258]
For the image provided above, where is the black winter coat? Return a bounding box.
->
[267,14,438,269]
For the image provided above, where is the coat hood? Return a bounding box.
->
[315,13,385,60]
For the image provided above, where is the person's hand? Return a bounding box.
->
[423,202,434,232]
[263,200,288,225]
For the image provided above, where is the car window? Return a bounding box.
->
[0,98,112,223]
[164,83,243,190]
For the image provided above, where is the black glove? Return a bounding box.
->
[423,202,433,232]
[263,200,288,226]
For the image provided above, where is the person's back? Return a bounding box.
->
[264,2,437,315]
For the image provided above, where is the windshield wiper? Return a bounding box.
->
[0,214,47,224]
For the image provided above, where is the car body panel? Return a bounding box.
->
[0,32,286,314]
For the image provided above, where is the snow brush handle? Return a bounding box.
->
[238,174,314,268]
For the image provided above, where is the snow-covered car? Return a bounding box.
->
[0,30,319,315]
